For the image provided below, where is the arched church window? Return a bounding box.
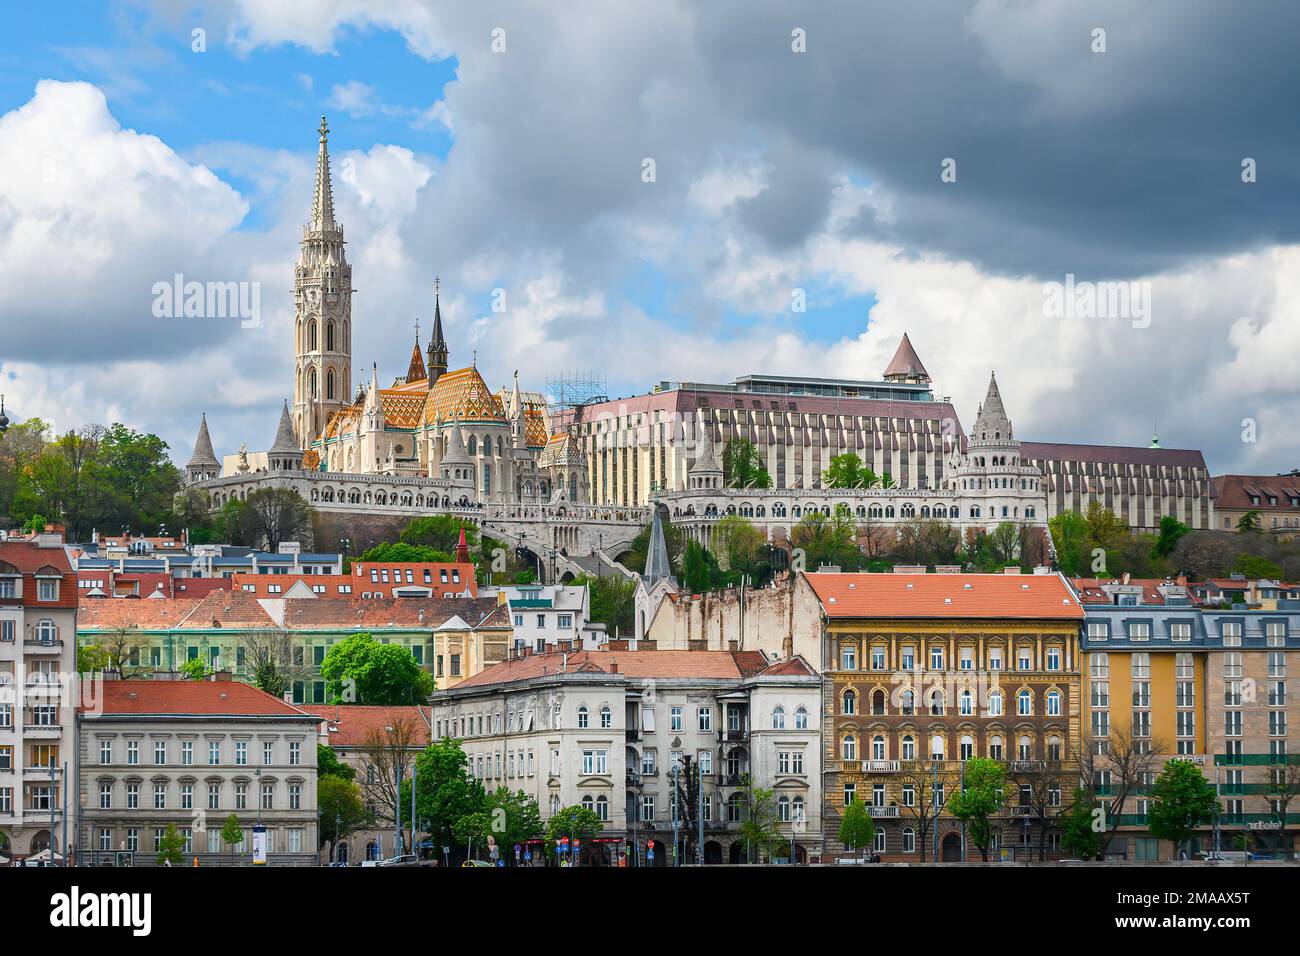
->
[308,368,317,399]
[326,321,335,352]
[308,319,317,351]
[326,368,335,400]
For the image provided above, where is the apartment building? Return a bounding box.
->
[1078,579,1299,859]
[431,646,821,865]
[809,571,1085,862]
[78,678,320,865]
[0,528,78,863]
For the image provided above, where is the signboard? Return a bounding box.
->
[252,824,268,865]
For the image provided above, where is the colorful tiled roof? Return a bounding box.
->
[422,366,506,426]
[379,389,426,428]
[806,572,1084,620]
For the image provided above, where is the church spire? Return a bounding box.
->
[406,317,428,384]
[310,115,336,232]
[185,413,220,484]
[426,276,448,385]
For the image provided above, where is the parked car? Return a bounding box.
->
[461,859,493,867]
[377,855,420,867]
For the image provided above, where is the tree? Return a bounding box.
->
[99,624,147,678]
[898,761,951,862]
[681,539,724,593]
[1059,788,1103,860]
[737,774,777,863]
[242,628,311,699]
[1072,726,1168,858]
[985,521,1022,567]
[1266,759,1300,861]
[401,515,479,554]
[319,632,434,705]
[713,514,769,582]
[1233,553,1283,580]
[894,518,960,567]
[1012,763,1069,860]
[670,756,701,863]
[573,573,636,636]
[357,541,453,564]
[239,487,315,552]
[221,813,244,865]
[360,715,425,844]
[317,743,355,782]
[1153,515,1190,559]
[156,822,186,867]
[947,757,1005,861]
[1236,510,1262,533]
[791,509,859,570]
[178,657,209,681]
[1149,759,1220,859]
[213,497,249,546]
[318,775,368,861]
[1048,510,1089,575]
[823,453,877,490]
[838,799,875,860]
[721,438,772,489]
[412,739,487,858]
[454,787,543,864]
[76,644,111,675]
[545,805,603,863]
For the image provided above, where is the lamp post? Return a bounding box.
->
[254,767,262,825]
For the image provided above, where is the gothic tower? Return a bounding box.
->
[292,115,353,449]
[426,277,448,386]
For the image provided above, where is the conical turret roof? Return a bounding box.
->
[643,507,675,587]
[270,401,300,454]
[309,115,336,232]
[970,372,1014,445]
[186,414,219,469]
[883,332,930,382]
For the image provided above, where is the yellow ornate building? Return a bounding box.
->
[807,572,1084,862]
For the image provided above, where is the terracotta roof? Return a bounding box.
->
[350,561,478,597]
[77,597,201,631]
[85,679,314,717]
[806,572,1084,620]
[300,704,431,748]
[176,590,279,629]
[0,539,73,574]
[228,573,361,596]
[1211,474,1300,511]
[882,332,929,380]
[282,596,505,630]
[453,650,815,690]
[1070,578,1200,606]
[173,578,233,598]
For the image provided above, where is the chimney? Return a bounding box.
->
[609,659,619,674]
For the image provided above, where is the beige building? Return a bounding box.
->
[78,677,320,866]
[0,527,79,863]
[431,646,822,865]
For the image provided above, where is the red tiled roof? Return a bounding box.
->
[1069,578,1200,606]
[78,598,201,631]
[806,572,1083,620]
[453,650,816,690]
[282,596,506,630]
[1211,474,1300,511]
[173,578,233,598]
[299,704,431,748]
[349,561,478,598]
[0,539,77,608]
[85,679,314,717]
[176,590,278,629]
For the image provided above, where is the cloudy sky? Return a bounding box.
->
[1,0,1297,475]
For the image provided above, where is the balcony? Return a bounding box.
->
[718,729,750,743]
[863,760,901,773]
[24,640,64,653]
[721,774,748,788]
[626,770,642,786]
[868,806,899,818]
[22,724,63,738]
[1009,805,1035,817]
[625,729,641,742]
[1009,760,1048,773]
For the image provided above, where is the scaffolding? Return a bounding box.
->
[547,372,608,410]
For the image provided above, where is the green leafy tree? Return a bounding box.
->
[454,787,543,864]
[178,657,209,681]
[214,497,249,545]
[513,567,537,585]
[319,632,434,705]
[1153,515,1191,559]
[1049,510,1089,575]
[400,515,479,554]
[737,776,778,863]
[1236,510,1262,533]
[357,541,453,564]
[946,757,1005,861]
[721,438,772,489]
[77,644,111,675]
[411,739,488,856]
[713,513,771,583]
[1233,553,1283,580]
[317,744,356,781]
[156,822,186,866]
[1149,760,1220,859]
[838,799,875,860]
[573,573,637,636]
[221,813,244,864]
[545,804,603,863]
[318,775,368,859]
[791,509,860,570]
[823,453,878,489]
[681,539,725,593]
[1059,789,1103,860]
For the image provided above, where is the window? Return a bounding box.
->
[670,707,683,732]
[1046,647,1061,671]
[872,646,886,670]
[842,690,856,715]
[1017,690,1032,716]
[842,735,856,761]
[263,741,274,765]
[261,783,274,810]
[697,707,712,732]
[577,706,589,729]
[1046,690,1061,717]
[289,783,302,810]
[100,739,112,764]
[181,741,193,766]
[99,782,112,809]
[1221,621,1242,647]
[1169,622,1191,642]
[841,644,857,670]
[902,827,916,853]
[771,706,785,730]
[127,740,139,765]
[126,783,139,809]
[153,783,166,810]
[154,741,167,765]
[235,741,248,765]
[1127,622,1150,641]
[989,736,1003,760]
[930,734,945,760]
[37,578,59,601]
[1017,647,1033,670]
[209,741,221,765]
[289,741,300,766]
[1086,622,1108,642]
[929,647,944,670]
[988,647,1003,670]
[600,705,612,729]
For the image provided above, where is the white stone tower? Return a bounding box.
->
[947,372,1043,528]
[292,115,353,449]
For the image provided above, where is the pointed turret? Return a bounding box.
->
[441,419,470,466]
[643,506,675,587]
[185,413,220,484]
[268,401,305,472]
[426,277,448,385]
[970,371,1013,445]
[406,320,428,384]
[689,412,723,490]
[310,115,337,233]
[454,527,471,565]
[882,332,930,384]
[509,370,527,449]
